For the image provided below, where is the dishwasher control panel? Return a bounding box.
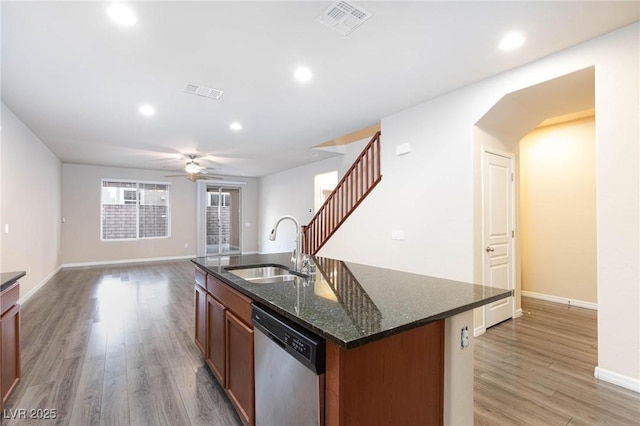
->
[285,333,312,360]
[252,304,326,374]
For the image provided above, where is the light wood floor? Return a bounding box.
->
[475,297,640,425]
[5,261,240,426]
[5,261,639,425]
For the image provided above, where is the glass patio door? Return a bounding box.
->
[206,186,241,255]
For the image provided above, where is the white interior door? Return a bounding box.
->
[483,149,515,328]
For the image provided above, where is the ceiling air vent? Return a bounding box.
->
[316,1,372,36]
[184,83,224,100]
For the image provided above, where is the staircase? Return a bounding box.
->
[303,131,382,255]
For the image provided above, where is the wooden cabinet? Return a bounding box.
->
[206,294,226,386]
[0,281,20,408]
[194,268,255,426]
[325,320,444,426]
[194,281,207,355]
[225,310,254,426]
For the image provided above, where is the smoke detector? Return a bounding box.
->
[184,83,224,100]
[316,1,372,36]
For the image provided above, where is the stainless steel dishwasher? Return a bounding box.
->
[252,304,326,426]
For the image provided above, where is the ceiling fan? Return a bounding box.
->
[165,154,224,182]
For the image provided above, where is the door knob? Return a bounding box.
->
[485,246,495,252]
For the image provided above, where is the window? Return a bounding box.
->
[208,192,230,207]
[123,189,137,205]
[101,179,170,240]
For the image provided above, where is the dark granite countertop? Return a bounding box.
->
[1,271,25,293]
[192,253,511,349]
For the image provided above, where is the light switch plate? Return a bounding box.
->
[391,230,405,240]
[395,143,411,156]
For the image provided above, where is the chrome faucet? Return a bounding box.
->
[269,215,303,272]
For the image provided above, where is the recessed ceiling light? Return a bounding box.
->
[499,32,525,51]
[107,4,137,27]
[138,105,155,116]
[294,66,313,83]
[230,122,242,131]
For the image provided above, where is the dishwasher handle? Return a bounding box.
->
[266,331,286,349]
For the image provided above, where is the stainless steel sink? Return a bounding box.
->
[226,266,306,284]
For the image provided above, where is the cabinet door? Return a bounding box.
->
[1,304,21,405]
[206,295,226,386]
[225,311,254,426]
[194,285,207,355]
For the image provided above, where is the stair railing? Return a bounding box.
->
[303,131,382,255]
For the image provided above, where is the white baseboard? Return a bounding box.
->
[61,254,197,268]
[18,265,62,305]
[474,325,486,337]
[594,367,640,393]
[514,308,523,318]
[522,290,597,310]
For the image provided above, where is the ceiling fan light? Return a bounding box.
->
[185,162,201,174]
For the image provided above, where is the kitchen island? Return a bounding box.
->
[192,253,511,426]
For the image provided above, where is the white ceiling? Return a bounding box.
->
[2,1,638,177]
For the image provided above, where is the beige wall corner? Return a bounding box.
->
[520,117,596,304]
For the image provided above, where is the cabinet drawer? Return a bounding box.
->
[207,276,252,326]
[195,267,207,289]
[0,283,19,316]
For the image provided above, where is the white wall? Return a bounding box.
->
[320,24,639,388]
[520,117,597,304]
[62,164,197,264]
[62,164,259,264]
[0,103,62,300]
[320,87,478,282]
[592,24,640,389]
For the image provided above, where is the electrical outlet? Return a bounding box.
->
[461,326,469,349]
